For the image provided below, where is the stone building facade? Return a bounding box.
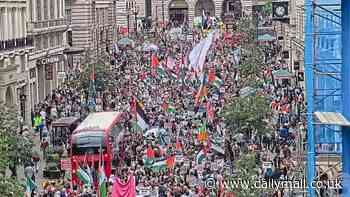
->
[66,0,117,64]
[0,0,34,123]
[116,0,252,30]
[26,0,68,114]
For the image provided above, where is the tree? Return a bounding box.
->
[68,63,109,93]
[225,153,272,197]
[0,102,34,196]
[222,95,271,137]
[233,18,267,87]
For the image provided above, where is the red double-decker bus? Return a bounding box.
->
[70,112,124,187]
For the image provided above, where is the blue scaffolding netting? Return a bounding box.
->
[305,0,342,196]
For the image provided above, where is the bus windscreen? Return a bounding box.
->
[72,132,106,155]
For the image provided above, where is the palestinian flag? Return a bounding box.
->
[212,76,223,89]
[151,159,168,172]
[197,123,208,142]
[161,101,176,113]
[98,144,107,197]
[26,177,37,194]
[131,98,150,131]
[196,150,206,165]
[76,166,92,185]
[98,163,107,197]
[195,74,208,105]
[208,68,216,82]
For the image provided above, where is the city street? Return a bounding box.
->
[1,0,345,197]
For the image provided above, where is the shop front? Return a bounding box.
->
[30,54,65,106]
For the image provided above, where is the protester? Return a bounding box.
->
[30,22,304,197]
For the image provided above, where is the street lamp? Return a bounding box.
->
[133,5,140,36]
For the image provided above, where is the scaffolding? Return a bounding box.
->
[305,0,343,196]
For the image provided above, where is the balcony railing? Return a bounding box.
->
[27,18,67,32]
[0,37,34,52]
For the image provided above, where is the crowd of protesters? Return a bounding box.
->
[22,18,307,197]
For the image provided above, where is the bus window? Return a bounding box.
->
[72,132,106,155]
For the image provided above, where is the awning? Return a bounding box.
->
[314,112,350,126]
[63,47,84,54]
[258,34,276,41]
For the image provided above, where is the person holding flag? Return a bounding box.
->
[98,144,107,197]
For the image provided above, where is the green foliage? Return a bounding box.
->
[0,103,33,196]
[226,153,270,197]
[222,96,271,136]
[0,177,24,197]
[239,46,266,79]
[71,64,109,92]
[263,0,273,15]
[234,18,266,82]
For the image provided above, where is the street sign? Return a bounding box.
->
[60,159,71,171]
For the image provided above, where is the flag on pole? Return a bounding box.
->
[212,76,223,89]
[195,73,208,105]
[189,31,216,72]
[76,165,92,186]
[197,123,208,142]
[161,101,176,113]
[208,68,216,82]
[26,177,37,195]
[131,97,150,131]
[98,144,107,197]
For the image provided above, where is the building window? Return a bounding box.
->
[0,8,4,41]
[58,32,62,45]
[37,0,42,20]
[50,33,55,47]
[20,55,25,72]
[35,36,40,50]
[44,0,48,20]
[57,0,61,18]
[43,34,48,49]
[12,8,16,39]
[29,0,33,21]
[50,0,55,19]
[145,0,152,17]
